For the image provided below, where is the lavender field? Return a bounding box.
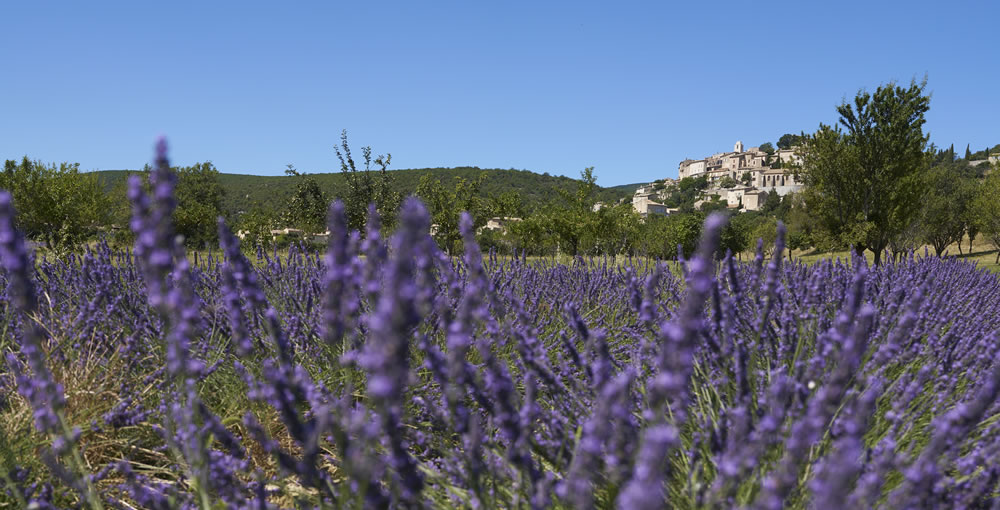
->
[3,146,1000,509]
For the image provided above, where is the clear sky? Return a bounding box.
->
[2,1,998,186]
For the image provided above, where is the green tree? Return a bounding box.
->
[174,161,226,247]
[235,206,279,250]
[920,166,970,256]
[799,79,931,265]
[507,215,556,256]
[588,202,641,256]
[973,166,1000,263]
[416,173,489,253]
[282,165,329,234]
[0,157,110,253]
[336,130,401,233]
[777,133,804,150]
[759,142,776,155]
[486,190,524,219]
[717,176,738,188]
[663,175,708,211]
[961,177,980,254]
[639,212,704,259]
[719,211,753,259]
[760,189,782,214]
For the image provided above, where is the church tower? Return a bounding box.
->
[734,140,744,153]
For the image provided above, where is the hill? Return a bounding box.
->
[95,167,638,216]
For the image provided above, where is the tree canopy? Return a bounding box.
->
[1,157,110,252]
[799,79,931,264]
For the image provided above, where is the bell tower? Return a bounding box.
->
[734,140,744,153]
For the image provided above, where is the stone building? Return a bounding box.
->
[635,140,805,215]
[678,140,801,186]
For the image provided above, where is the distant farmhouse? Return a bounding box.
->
[633,140,804,216]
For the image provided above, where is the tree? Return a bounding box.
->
[0,157,110,253]
[750,215,780,257]
[699,196,728,213]
[799,79,931,265]
[545,167,600,256]
[962,177,981,254]
[236,206,279,250]
[759,142,776,155]
[588,203,641,256]
[336,130,400,233]
[760,189,782,215]
[486,190,524,219]
[719,211,753,259]
[777,133,804,150]
[639,213,703,260]
[281,165,329,234]
[416,173,488,254]
[973,166,1000,264]
[718,176,738,188]
[663,175,708,211]
[174,162,226,247]
[920,166,970,256]
[965,144,972,161]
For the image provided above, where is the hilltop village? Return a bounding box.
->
[632,141,803,217]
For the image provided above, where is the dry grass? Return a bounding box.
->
[792,234,1000,273]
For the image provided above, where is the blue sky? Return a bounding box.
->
[2,1,998,186]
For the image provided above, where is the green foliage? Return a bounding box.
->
[281,165,329,234]
[236,206,279,250]
[543,167,600,256]
[760,189,782,215]
[799,79,931,264]
[486,190,524,219]
[973,167,1000,263]
[416,173,489,254]
[699,196,728,213]
[717,176,738,189]
[174,162,226,248]
[0,157,110,253]
[335,130,401,233]
[776,133,804,150]
[640,212,704,259]
[920,165,975,256]
[759,142,775,155]
[967,144,1000,161]
[663,175,708,211]
[95,167,636,220]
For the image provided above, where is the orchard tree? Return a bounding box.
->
[282,165,329,234]
[174,161,226,247]
[1,157,110,252]
[920,166,970,256]
[236,206,279,250]
[546,167,600,256]
[336,130,401,233]
[416,173,488,254]
[973,166,1000,264]
[799,79,931,265]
